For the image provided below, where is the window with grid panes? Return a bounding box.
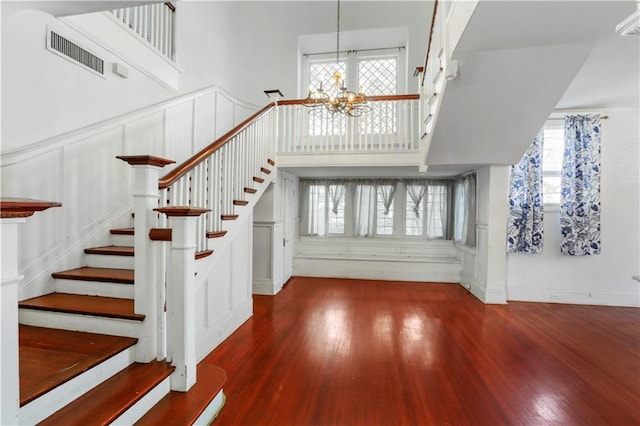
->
[305,52,399,136]
[542,122,564,205]
[308,60,347,136]
[359,57,398,135]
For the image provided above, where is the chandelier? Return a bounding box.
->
[303,0,371,117]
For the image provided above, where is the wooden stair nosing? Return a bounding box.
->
[52,267,134,284]
[195,250,214,260]
[233,199,249,206]
[84,246,134,256]
[267,158,275,166]
[253,176,264,183]
[110,228,134,235]
[260,167,271,175]
[19,325,137,406]
[19,293,144,321]
[206,230,227,239]
[135,364,226,426]
[221,214,239,221]
[244,187,257,194]
[38,361,174,426]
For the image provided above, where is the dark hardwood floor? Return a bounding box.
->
[203,277,640,425]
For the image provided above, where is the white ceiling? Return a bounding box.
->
[557,32,640,109]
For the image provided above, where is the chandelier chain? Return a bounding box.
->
[336,0,340,66]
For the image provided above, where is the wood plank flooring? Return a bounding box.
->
[202,277,640,425]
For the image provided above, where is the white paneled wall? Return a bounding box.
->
[1,86,259,300]
[194,211,254,362]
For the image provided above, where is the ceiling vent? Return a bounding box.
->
[46,29,105,77]
[616,5,640,36]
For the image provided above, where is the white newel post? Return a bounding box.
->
[155,207,210,392]
[0,199,61,425]
[117,156,175,362]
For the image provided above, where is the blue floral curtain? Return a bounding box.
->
[560,115,601,255]
[507,131,544,253]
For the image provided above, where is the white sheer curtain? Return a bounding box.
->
[354,184,376,237]
[454,180,467,243]
[426,185,444,238]
[328,184,345,215]
[454,175,476,246]
[377,183,396,215]
[300,181,326,236]
[406,182,427,218]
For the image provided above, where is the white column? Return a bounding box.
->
[157,207,209,392]
[1,218,24,426]
[117,156,175,362]
[475,166,509,304]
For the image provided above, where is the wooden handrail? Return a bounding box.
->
[278,94,420,106]
[0,198,61,218]
[421,0,440,87]
[158,102,275,189]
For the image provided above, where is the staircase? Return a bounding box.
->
[17,219,227,425]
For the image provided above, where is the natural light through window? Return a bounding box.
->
[543,123,564,205]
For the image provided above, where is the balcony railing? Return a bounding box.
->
[277,95,420,154]
[111,2,175,60]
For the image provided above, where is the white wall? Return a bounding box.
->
[507,108,640,307]
[1,8,175,151]
[176,1,430,105]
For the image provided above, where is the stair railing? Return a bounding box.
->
[418,0,448,168]
[111,2,175,60]
[158,102,277,253]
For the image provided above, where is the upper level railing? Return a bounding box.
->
[111,2,175,60]
[277,94,420,154]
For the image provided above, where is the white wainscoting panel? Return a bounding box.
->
[1,85,259,300]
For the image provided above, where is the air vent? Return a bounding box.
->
[47,29,105,77]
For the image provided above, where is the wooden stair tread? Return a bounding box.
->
[52,267,134,284]
[110,227,134,235]
[19,325,137,406]
[39,361,174,426]
[19,293,144,321]
[85,246,134,256]
[244,187,257,194]
[195,250,214,260]
[136,364,226,425]
[207,231,227,239]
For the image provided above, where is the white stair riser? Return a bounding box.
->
[85,253,134,269]
[19,347,136,425]
[111,234,134,246]
[19,310,141,338]
[111,376,171,425]
[194,390,225,425]
[55,279,134,299]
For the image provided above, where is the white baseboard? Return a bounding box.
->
[508,287,640,307]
